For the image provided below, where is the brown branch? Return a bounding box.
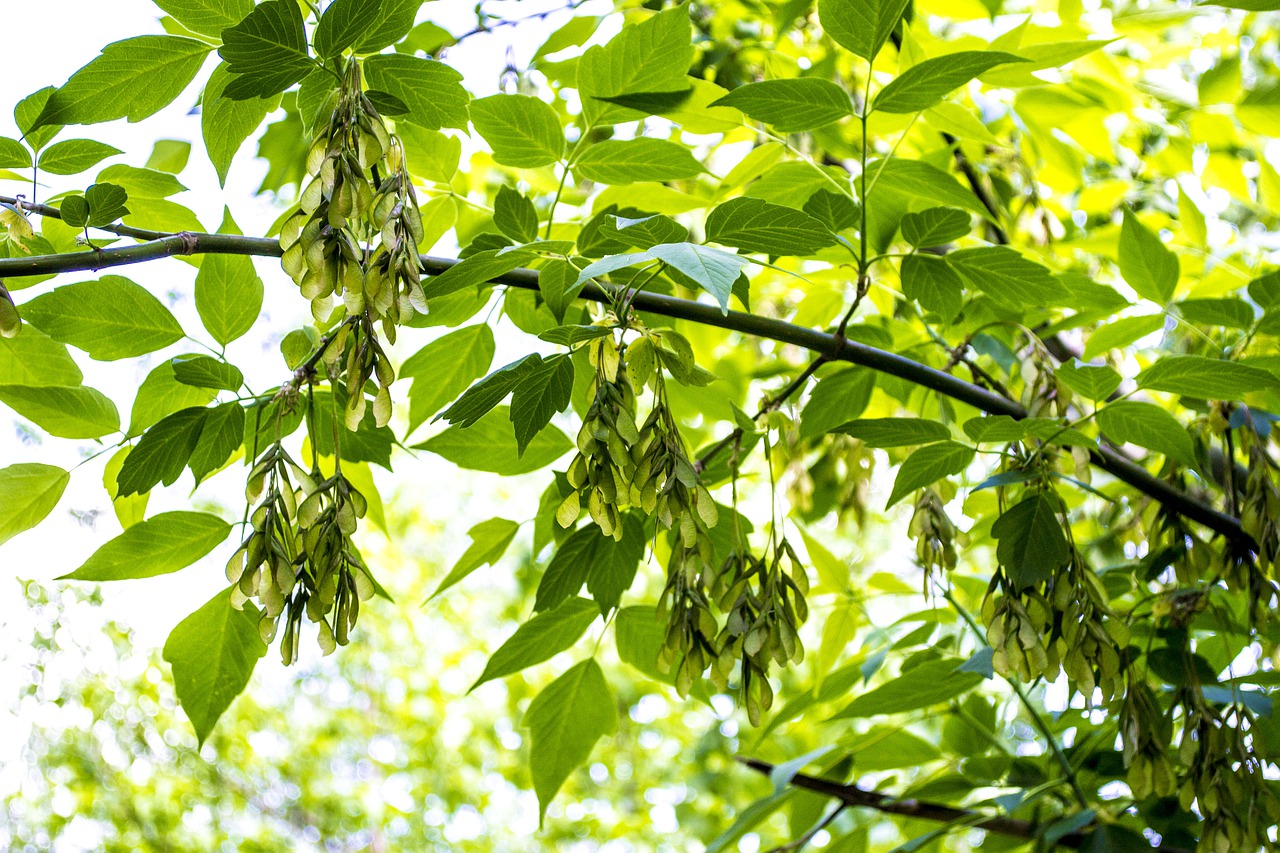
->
[737,757,1191,853]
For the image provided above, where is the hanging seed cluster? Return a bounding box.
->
[365,139,426,334]
[1120,680,1177,802]
[325,316,394,430]
[227,440,379,664]
[909,488,957,576]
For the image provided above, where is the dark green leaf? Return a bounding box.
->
[802,190,858,232]
[163,586,267,747]
[510,355,575,455]
[598,215,689,250]
[439,354,539,427]
[800,367,875,439]
[203,64,280,186]
[709,79,853,132]
[991,492,1069,588]
[1136,355,1279,401]
[314,0,381,59]
[901,255,964,321]
[117,407,209,496]
[84,182,130,227]
[535,518,645,613]
[128,361,217,436]
[900,207,971,247]
[419,405,572,475]
[58,195,89,229]
[469,94,564,168]
[962,415,1031,444]
[538,259,584,324]
[494,185,539,243]
[1096,401,1197,467]
[35,36,212,127]
[404,325,495,433]
[705,197,837,256]
[595,89,694,114]
[1118,209,1179,304]
[1177,297,1255,330]
[363,55,469,131]
[948,247,1067,307]
[471,598,599,690]
[874,52,1027,114]
[188,402,245,485]
[15,87,61,151]
[885,441,974,508]
[818,0,911,62]
[423,248,534,300]
[523,659,617,822]
[61,510,231,580]
[538,325,614,347]
[836,418,951,447]
[218,0,313,100]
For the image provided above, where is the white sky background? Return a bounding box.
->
[0,0,614,794]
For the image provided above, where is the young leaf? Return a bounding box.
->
[0,384,120,439]
[20,275,183,361]
[803,189,859,232]
[705,197,838,256]
[363,55,470,131]
[419,406,572,475]
[0,137,32,169]
[0,463,69,546]
[34,36,212,128]
[428,517,520,600]
[128,361,218,436]
[494,185,539,243]
[1118,209,1179,304]
[510,354,575,455]
[471,598,599,690]
[873,52,1027,114]
[469,94,565,168]
[218,0,314,100]
[885,441,974,508]
[313,0,381,59]
[871,158,993,221]
[523,659,618,822]
[575,138,707,185]
[900,207,971,247]
[835,418,951,447]
[708,79,853,132]
[818,0,911,62]
[162,586,268,747]
[1081,314,1165,360]
[1177,297,1255,330]
[404,325,496,433]
[991,492,1069,588]
[61,511,231,581]
[1096,401,1197,467]
[37,139,122,175]
[1136,355,1278,401]
[117,407,210,496]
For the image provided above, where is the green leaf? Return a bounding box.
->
[830,658,982,718]
[538,325,614,347]
[523,659,617,823]
[595,89,694,115]
[0,384,119,438]
[21,275,184,360]
[871,158,993,221]
[647,242,748,314]
[705,197,837,256]
[128,361,218,436]
[469,94,564,168]
[1055,360,1122,401]
[708,79,853,132]
[419,405,571,475]
[311,388,394,469]
[803,189,859,232]
[537,260,583,325]
[1118,209,1179,304]
[196,210,263,344]
[117,407,209,496]
[800,367,875,439]
[314,0,381,59]
[37,139,121,175]
[34,36,211,128]
[203,65,279,186]
[885,441,974,508]
[84,182,130,227]
[901,255,964,321]
[534,517,646,614]
[962,415,1031,444]
[170,354,243,392]
[428,517,520,600]
[153,0,254,38]
[61,511,231,581]
[1096,401,1197,467]
[901,207,971,247]
[354,0,424,53]
[0,137,32,169]
[96,164,186,198]
[1082,313,1164,360]
[947,247,1067,307]
[1177,297,1255,330]
[15,87,61,152]
[873,52,1026,114]
[218,0,314,100]
[162,586,267,747]
[1137,355,1279,401]
[404,325,495,433]
[615,605,669,683]
[836,418,951,447]
[991,492,1069,589]
[599,215,690,251]
[439,355,539,428]
[188,402,244,485]
[0,327,83,386]
[494,185,539,243]
[511,354,575,455]
[423,248,533,300]
[471,598,599,690]
[57,195,89,229]
[818,0,911,62]
[575,138,706,185]
[577,6,693,126]
[0,463,69,546]
[363,55,469,131]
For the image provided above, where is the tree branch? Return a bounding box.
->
[736,757,1192,853]
[0,205,1252,550]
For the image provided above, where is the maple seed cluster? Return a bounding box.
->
[227,441,378,664]
[909,488,957,575]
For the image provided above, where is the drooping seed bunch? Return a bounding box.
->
[909,488,957,576]
[1050,551,1127,700]
[708,538,810,725]
[364,138,426,335]
[326,314,394,430]
[1119,679,1177,802]
[983,587,1056,683]
[227,422,379,664]
[656,533,719,697]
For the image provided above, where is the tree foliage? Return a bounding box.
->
[3,0,1280,850]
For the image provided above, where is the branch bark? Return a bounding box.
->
[737,757,1192,853]
[0,201,1253,550]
